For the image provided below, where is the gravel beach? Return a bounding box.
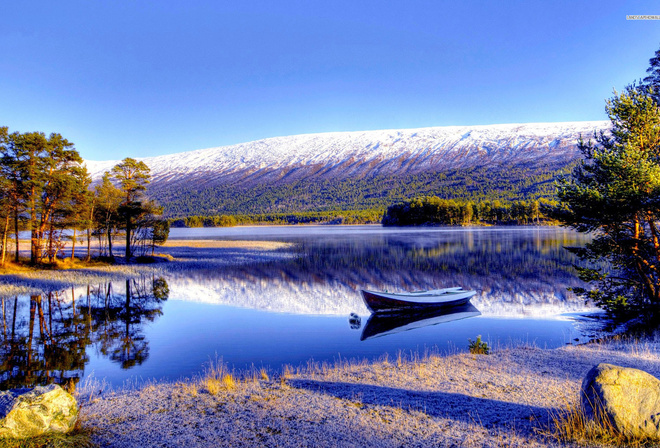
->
[79,337,660,448]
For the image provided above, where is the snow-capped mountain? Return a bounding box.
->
[86,121,608,184]
[84,121,610,215]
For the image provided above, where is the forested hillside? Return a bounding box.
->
[153,162,570,217]
[84,121,607,219]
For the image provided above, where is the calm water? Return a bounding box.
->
[0,225,602,389]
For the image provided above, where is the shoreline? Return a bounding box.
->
[0,239,293,297]
[79,335,660,447]
[1,230,650,446]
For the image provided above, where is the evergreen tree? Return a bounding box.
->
[0,127,93,265]
[0,127,10,265]
[1,131,83,263]
[111,158,151,259]
[0,134,23,263]
[5,131,48,263]
[94,172,122,259]
[643,46,660,105]
[150,219,169,255]
[555,85,660,318]
[39,134,83,262]
[65,165,94,261]
[0,174,10,266]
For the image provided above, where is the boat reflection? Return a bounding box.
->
[359,303,481,341]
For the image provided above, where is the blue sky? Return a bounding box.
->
[1,1,659,160]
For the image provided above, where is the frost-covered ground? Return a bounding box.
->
[79,336,660,448]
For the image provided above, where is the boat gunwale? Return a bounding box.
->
[361,289,475,302]
[360,288,476,313]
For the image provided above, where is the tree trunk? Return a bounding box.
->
[30,191,38,264]
[646,215,660,266]
[1,213,9,266]
[48,214,55,263]
[86,227,92,261]
[13,209,19,263]
[125,216,131,259]
[107,220,114,259]
[86,205,94,261]
[71,228,77,261]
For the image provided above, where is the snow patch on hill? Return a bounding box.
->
[84,121,610,182]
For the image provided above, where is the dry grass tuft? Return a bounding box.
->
[200,355,237,393]
[177,381,199,397]
[222,374,236,391]
[260,368,269,382]
[0,257,114,274]
[280,365,293,386]
[204,378,222,395]
[0,259,35,274]
[548,399,657,448]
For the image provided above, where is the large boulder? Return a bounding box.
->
[581,363,660,439]
[0,384,78,439]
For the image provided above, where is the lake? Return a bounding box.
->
[0,225,602,389]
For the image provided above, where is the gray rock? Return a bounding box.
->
[0,384,78,439]
[581,363,660,439]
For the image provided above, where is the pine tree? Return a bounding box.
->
[555,85,660,318]
[65,165,93,261]
[643,46,660,105]
[111,158,151,259]
[94,172,122,260]
[0,127,10,265]
[39,134,82,262]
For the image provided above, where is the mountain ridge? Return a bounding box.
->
[84,120,610,216]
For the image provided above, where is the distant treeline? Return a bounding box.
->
[170,214,238,228]
[382,196,558,226]
[169,196,559,228]
[169,209,383,227]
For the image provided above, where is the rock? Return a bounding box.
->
[581,363,660,439]
[0,384,78,439]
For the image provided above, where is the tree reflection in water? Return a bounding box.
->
[175,229,591,300]
[158,228,594,317]
[0,276,168,389]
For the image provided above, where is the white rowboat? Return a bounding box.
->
[360,287,476,313]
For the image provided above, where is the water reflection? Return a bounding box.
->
[164,227,594,317]
[0,276,168,389]
[0,227,602,388]
[359,303,481,341]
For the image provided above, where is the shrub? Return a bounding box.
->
[468,335,490,354]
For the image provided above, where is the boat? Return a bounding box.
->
[360,303,481,340]
[360,287,476,313]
